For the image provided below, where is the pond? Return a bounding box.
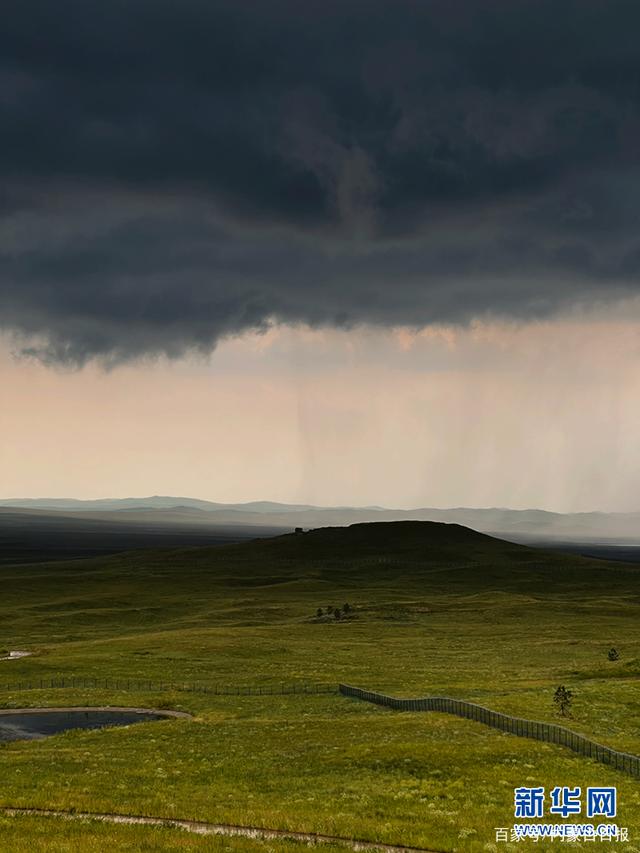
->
[0,707,188,742]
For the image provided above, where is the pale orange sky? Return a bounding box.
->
[2,311,640,512]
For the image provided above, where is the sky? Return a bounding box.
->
[2,0,640,511]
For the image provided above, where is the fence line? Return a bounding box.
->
[0,677,337,697]
[339,684,640,779]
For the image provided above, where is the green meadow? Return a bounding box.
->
[0,814,348,853]
[1,521,639,852]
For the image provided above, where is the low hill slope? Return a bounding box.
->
[1,520,637,644]
[123,519,638,594]
[237,519,518,561]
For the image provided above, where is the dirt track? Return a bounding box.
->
[1,807,441,852]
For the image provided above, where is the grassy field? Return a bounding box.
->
[1,521,639,852]
[0,812,350,852]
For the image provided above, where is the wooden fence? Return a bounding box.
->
[339,684,640,779]
[0,677,337,696]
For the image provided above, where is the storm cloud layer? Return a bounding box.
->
[3,0,640,363]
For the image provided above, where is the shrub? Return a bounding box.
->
[553,685,573,717]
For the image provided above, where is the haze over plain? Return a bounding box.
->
[2,1,640,512]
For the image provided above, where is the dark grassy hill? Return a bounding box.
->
[288,519,500,549]
[1,520,637,648]
[186,518,625,574]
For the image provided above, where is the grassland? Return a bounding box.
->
[0,812,350,852]
[1,521,639,852]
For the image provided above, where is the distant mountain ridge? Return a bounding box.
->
[0,496,316,513]
[1,497,639,542]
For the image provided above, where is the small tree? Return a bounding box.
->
[553,685,573,717]
[316,608,323,618]
[343,602,351,614]
[334,608,342,620]
[327,605,334,614]
[608,647,620,662]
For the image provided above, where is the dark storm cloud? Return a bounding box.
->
[3,0,640,363]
